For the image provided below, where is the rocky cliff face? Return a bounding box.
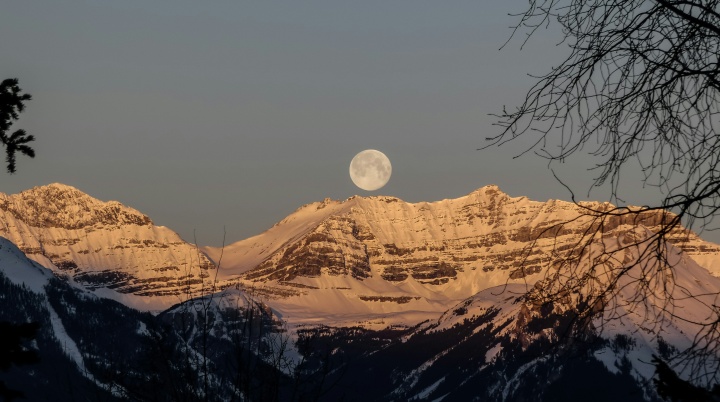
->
[198,185,720,327]
[0,183,214,302]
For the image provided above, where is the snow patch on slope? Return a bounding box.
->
[46,301,88,375]
[0,236,50,293]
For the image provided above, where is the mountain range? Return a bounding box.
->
[1,183,719,401]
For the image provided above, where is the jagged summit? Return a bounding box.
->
[0,183,152,229]
[0,183,212,307]
[40,182,79,191]
[297,184,510,211]
[464,183,503,196]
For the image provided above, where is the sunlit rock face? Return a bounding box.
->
[203,185,720,326]
[0,183,214,298]
[214,185,720,287]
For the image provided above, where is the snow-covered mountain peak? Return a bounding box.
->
[0,183,152,229]
[467,183,504,196]
[0,183,213,308]
[201,185,720,328]
[285,185,513,218]
[43,182,80,192]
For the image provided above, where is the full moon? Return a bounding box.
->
[349,149,392,191]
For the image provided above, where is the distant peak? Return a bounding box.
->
[44,182,80,191]
[341,187,508,207]
[463,184,507,199]
[18,183,88,199]
[1,183,152,229]
[474,184,503,193]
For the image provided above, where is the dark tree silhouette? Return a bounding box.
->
[0,79,35,173]
[487,0,720,390]
[0,79,39,401]
[0,322,40,401]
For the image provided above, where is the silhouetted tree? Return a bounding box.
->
[0,79,39,400]
[653,356,720,401]
[0,79,35,173]
[0,321,40,401]
[488,0,720,387]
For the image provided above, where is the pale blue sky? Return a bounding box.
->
[1,1,686,246]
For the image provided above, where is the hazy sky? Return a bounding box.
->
[1,1,693,246]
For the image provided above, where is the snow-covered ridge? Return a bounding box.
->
[0,235,52,293]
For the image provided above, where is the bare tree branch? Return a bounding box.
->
[490,0,720,385]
